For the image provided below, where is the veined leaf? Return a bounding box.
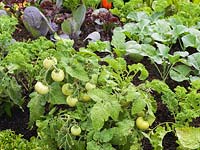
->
[181,34,197,49]
[176,127,200,149]
[169,65,191,82]
[49,82,66,104]
[28,92,46,127]
[90,102,110,131]
[61,60,89,82]
[188,52,200,71]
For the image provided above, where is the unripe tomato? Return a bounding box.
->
[62,83,73,96]
[51,69,65,82]
[71,125,81,136]
[34,81,49,95]
[81,93,91,102]
[136,117,149,130]
[43,57,57,69]
[85,82,96,91]
[66,96,78,107]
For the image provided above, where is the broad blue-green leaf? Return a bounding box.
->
[127,12,149,22]
[188,52,200,71]
[170,65,191,82]
[87,141,101,150]
[181,34,196,49]
[49,82,66,104]
[176,127,200,149]
[111,30,126,49]
[73,4,86,28]
[155,42,170,57]
[61,19,72,35]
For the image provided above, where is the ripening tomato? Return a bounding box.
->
[71,125,81,136]
[136,117,149,130]
[62,83,73,96]
[34,81,49,95]
[66,96,78,107]
[81,93,91,102]
[85,82,96,91]
[43,57,57,69]
[51,69,65,82]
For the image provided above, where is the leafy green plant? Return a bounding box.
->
[26,37,158,149]
[61,4,86,39]
[143,79,200,149]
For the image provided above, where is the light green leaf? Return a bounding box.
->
[128,63,149,80]
[170,65,191,82]
[176,127,200,149]
[181,34,196,49]
[188,52,200,71]
[28,92,46,127]
[49,82,66,104]
[131,98,146,115]
[61,19,72,35]
[88,88,112,102]
[87,141,101,150]
[111,30,126,49]
[61,60,89,81]
[90,102,110,131]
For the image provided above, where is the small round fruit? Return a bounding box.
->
[51,69,65,82]
[71,125,81,136]
[81,93,91,102]
[34,81,49,95]
[66,96,78,107]
[136,117,149,130]
[85,82,96,91]
[62,83,73,96]
[43,57,57,69]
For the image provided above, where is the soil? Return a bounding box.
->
[1,6,199,150]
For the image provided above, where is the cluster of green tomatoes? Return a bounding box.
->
[34,57,150,134]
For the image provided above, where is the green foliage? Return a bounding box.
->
[176,127,200,149]
[61,4,86,39]
[0,130,28,150]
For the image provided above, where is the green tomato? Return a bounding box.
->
[71,125,81,136]
[81,93,91,102]
[85,82,96,91]
[66,96,78,107]
[34,81,49,95]
[136,117,149,130]
[62,83,73,96]
[51,69,65,82]
[43,57,57,69]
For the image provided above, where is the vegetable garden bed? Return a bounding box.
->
[0,0,200,150]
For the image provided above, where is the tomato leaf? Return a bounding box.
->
[28,92,46,127]
[61,60,89,82]
[49,82,66,104]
